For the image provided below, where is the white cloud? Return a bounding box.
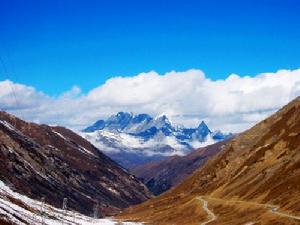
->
[1,68,300,133]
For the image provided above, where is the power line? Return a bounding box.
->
[0,55,19,126]
[0,56,20,108]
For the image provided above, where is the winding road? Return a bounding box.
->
[197,197,217,225]
[197,196,300,224]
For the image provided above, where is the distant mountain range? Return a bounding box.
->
[81,112,233,168]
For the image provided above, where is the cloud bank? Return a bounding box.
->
[1,69,300,133]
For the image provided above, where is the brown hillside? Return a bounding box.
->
[132,140,229,195]
[117,97,300,225]
[0,111,151,216]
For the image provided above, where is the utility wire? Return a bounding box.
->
[0,55,19,126]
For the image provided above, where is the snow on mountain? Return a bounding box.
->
[81,112,233,168]
[0,180,142,225]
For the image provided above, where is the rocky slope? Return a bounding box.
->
[81,112,232,168]
[0,179,142,225]
[132,140,229,195]
[117,97,300,224]
[0,111,151,217]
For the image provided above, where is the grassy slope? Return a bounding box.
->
[117,97,300,225]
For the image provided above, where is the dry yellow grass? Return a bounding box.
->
[117,97,300,225]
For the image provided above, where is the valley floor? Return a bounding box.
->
[197,196,300,225]
[117,194,300,225]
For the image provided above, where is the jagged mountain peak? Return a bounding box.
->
[82,119,105,132]
[132,113,153,123]
[198,120,206,127]
[116,111,133,118]
[155,114,168,120]
[197,120,210,130]
[154,114,172,124]
[106,111,133,129]
[83,112,175,133]
[197,120,211,136]
[81,112,232,168]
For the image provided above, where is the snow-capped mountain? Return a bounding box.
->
[81,112,232,168]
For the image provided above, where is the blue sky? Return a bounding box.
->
[1,0,300,96]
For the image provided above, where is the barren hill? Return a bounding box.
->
[0,111,151,217]
[117,97,300,224]
[132,140,228,195]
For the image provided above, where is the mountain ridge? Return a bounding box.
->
[117,97,300,224]
[131,140,230,195]
[81,112,232,168]
[0,111,151,217]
